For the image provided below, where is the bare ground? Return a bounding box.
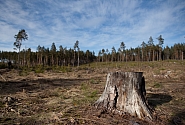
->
[0,61,185,125]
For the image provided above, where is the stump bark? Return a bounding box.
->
[94,72,152,120]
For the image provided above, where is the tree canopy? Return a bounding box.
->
[14,29,28,50]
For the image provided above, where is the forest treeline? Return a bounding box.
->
[0,41,185,68]
[0,42,96,67]
[0,29,185,68]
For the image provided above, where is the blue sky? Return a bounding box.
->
[0,0,185,54]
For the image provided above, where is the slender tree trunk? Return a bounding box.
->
[182,52,184,60]
[102,54,103,62]
[78,51,79,67]
[94,72,153,120]
[57,56,59,66]
[64,56,66,66]
[18,47,20,68]
[106,55,107,64]
[126,52,127,62]
[37,53,39,65]
[152,50,155,61]
[41,53,42,65]
[123,53,125,62]
[52,54,54,66]
[142,50,143,61]
[149,50,151,61]
[73,51,75,67]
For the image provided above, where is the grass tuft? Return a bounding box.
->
[153,83,162,88]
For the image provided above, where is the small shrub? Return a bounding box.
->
[59,66,72,73]
[90,79,95,84]
[35,69,44,73]
[88,90,98,98]
[34,66,45,73]
[90,79,99,84]
[80,83,88,90]
[153,83,162,88]
[19,68,30,76]
[0,63,7,69]
[160,68,166,70]
[72,90,98,106]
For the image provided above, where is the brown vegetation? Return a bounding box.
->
[0,61,185,124]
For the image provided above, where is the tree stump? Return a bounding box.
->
[94,72,152,120]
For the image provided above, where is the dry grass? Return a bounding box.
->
[0,60,185,124]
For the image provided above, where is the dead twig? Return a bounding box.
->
[0,74,6,81]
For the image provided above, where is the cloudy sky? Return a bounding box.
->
[0,0,185,54]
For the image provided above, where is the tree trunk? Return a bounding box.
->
[182,51,183,60]
[152,50,155,61]
[78,51,79,67]
[94,72,152,120]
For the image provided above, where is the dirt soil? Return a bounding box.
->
[0,61,185,125]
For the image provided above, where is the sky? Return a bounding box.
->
[0,0,185,54]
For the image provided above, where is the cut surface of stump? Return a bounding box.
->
[94,72,152,120]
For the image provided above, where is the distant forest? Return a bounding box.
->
[0,40,185,67]
[0,29,185,68]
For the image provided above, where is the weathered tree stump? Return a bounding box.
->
[94,72,152,120]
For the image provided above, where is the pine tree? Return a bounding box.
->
[14,29,28,67]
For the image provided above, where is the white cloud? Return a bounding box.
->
[0,0,185,54]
